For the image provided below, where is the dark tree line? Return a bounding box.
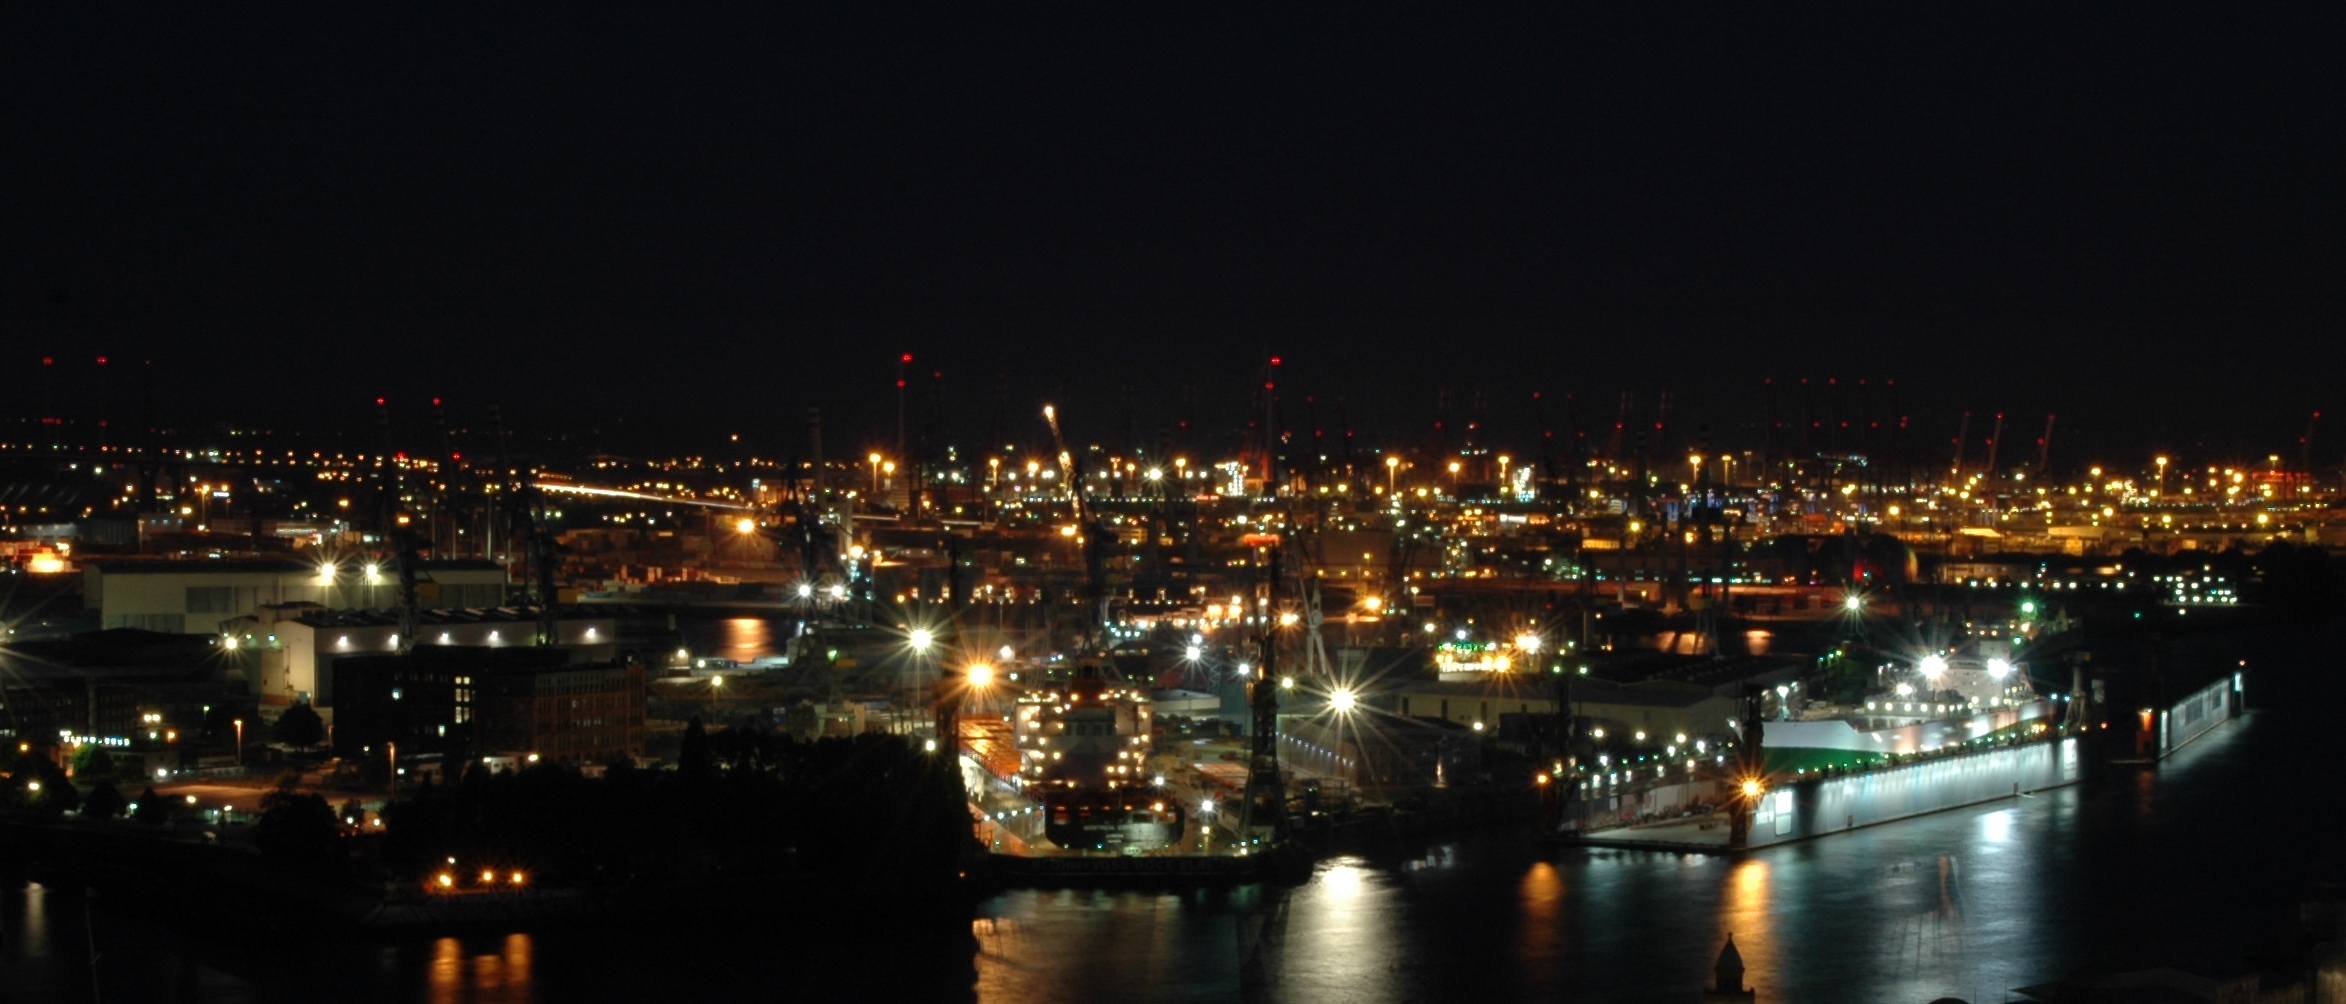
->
[380,725,975,888]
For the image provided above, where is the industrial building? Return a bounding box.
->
[331,646,645,765]
[224,603,616,708]
[82,557,511,634]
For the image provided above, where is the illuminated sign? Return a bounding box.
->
[1434,642,1513,673]
[59,733,132,748]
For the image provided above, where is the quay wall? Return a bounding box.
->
[1746,735,2089,846]
[2161,673,2241,757]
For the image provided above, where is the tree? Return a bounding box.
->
[6,753,78,819]
[69,744,118,781]
[255,782,344,877]
[678,716,716,778]
[274,703,327,748]
[133,784,173,826]
[203,703,239,742]
[82,781,127,820]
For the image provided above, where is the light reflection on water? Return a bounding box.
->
[430,934,534,1004]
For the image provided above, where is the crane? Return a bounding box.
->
[1043,404,1112,651]
[2303,411,2322,473]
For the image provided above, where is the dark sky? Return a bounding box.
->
[8,6,2343,466]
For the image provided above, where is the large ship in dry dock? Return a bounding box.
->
[1015,658,1188,852]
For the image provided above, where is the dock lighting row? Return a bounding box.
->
[433,870,527,891]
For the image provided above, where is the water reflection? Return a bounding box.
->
[1720,859,1771,987]
[428,933,535,1004]
[1518,861,1563,974]
[1281,858,1397,1003]
[719,617,770,663]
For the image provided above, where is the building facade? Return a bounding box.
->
[86,558,511,634]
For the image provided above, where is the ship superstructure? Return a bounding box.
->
[1016,659,1185,852]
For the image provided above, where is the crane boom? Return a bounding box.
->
[2304,411,2322,472]
[1044,404,1111,648]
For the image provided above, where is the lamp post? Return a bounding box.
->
[233,718,244,765]
[1386,455,1400,495]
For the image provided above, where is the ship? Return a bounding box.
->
[1015,658,1187,852]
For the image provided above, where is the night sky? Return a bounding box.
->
[8,7,2343,465]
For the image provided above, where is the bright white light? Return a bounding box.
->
[966,663,995,688]
[1515,633,1541,653]
[1895,682,1915,696]
[1199,798,1215,814]
[1844,595,1863,611]
[1185,645,1202,661]
[998,645,1015,660]
[1987,658,2013,679]
[1330,688,1357,713]
[1919,655,1949,677]
[909,628,935,652]
[796,583,813,598]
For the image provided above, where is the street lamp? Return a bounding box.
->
[869,452,884,494]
